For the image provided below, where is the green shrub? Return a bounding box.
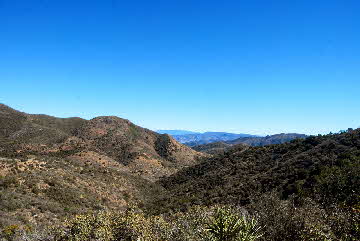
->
[1,224,20,241]
[53,206,263,241]
[0,175,19,189]
[205,207,262,241]
[55,209,162,241]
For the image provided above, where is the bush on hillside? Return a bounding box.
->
[46,206,262,241]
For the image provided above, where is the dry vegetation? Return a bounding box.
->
[0,104,359,240]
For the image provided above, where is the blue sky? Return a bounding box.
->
[1,0,359,135]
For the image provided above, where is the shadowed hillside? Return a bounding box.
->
[141,129,360,240]
[192,141,234,154]
[151,129,359,212]
[227,133,307,146]
[191,133,307,154]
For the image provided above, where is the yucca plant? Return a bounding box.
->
[205,207,263,241]
[236,216,263,241]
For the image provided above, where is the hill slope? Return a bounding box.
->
[192,141,234,154]
[0,104,202,180]
[0,104,203,228]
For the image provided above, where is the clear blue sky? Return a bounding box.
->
[1,0,359,135]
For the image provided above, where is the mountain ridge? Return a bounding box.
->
[0,103,202,181]
[0,104,205,228]
[157,130,200,135]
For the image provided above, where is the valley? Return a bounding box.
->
[0,104,358,240]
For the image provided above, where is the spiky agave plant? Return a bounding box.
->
[205,207,263,241]
[236,215,263,241]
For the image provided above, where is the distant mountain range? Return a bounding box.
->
[156,130,200,135]
[157,130,307,148]
[157,130,257,146]
[192,133,308,154]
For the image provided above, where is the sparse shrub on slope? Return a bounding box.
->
[249,193,335,241]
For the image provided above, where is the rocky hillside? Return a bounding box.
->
[0,104,202,180]
[0,154,164,229]
[0,104,203,228]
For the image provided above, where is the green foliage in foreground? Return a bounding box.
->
[1,193,357,241]
[47,195,358,241]
[206,207,262,241]
[5,199,357,241]
[1,206,263,241]
[54,206,263,241]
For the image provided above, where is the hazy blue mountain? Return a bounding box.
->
[170,132,257,146]
[156,130,201,135]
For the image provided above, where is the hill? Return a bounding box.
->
[147,129,359,239]
[1,104,358,240]
[0,104,202,180]
[152,129,359,209]
[0,104,203,228]
[192,141,234,154]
